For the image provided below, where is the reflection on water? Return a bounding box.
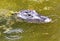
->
[3,28,24,40]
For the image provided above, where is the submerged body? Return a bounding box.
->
[16,10,52,23]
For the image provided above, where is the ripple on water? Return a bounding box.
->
[3,28,24,40]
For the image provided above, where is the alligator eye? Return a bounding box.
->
[28,14,31,16]
[27,14,33,17]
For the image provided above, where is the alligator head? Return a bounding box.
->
[17,10,52,23]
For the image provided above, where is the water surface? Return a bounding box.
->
[0,0,60,41]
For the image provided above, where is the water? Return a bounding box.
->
[4,28,24,40]
[0,0,60,41]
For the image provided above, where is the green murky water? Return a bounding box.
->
[0,0,60,41]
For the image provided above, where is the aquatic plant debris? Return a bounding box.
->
[17,10,52,23]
